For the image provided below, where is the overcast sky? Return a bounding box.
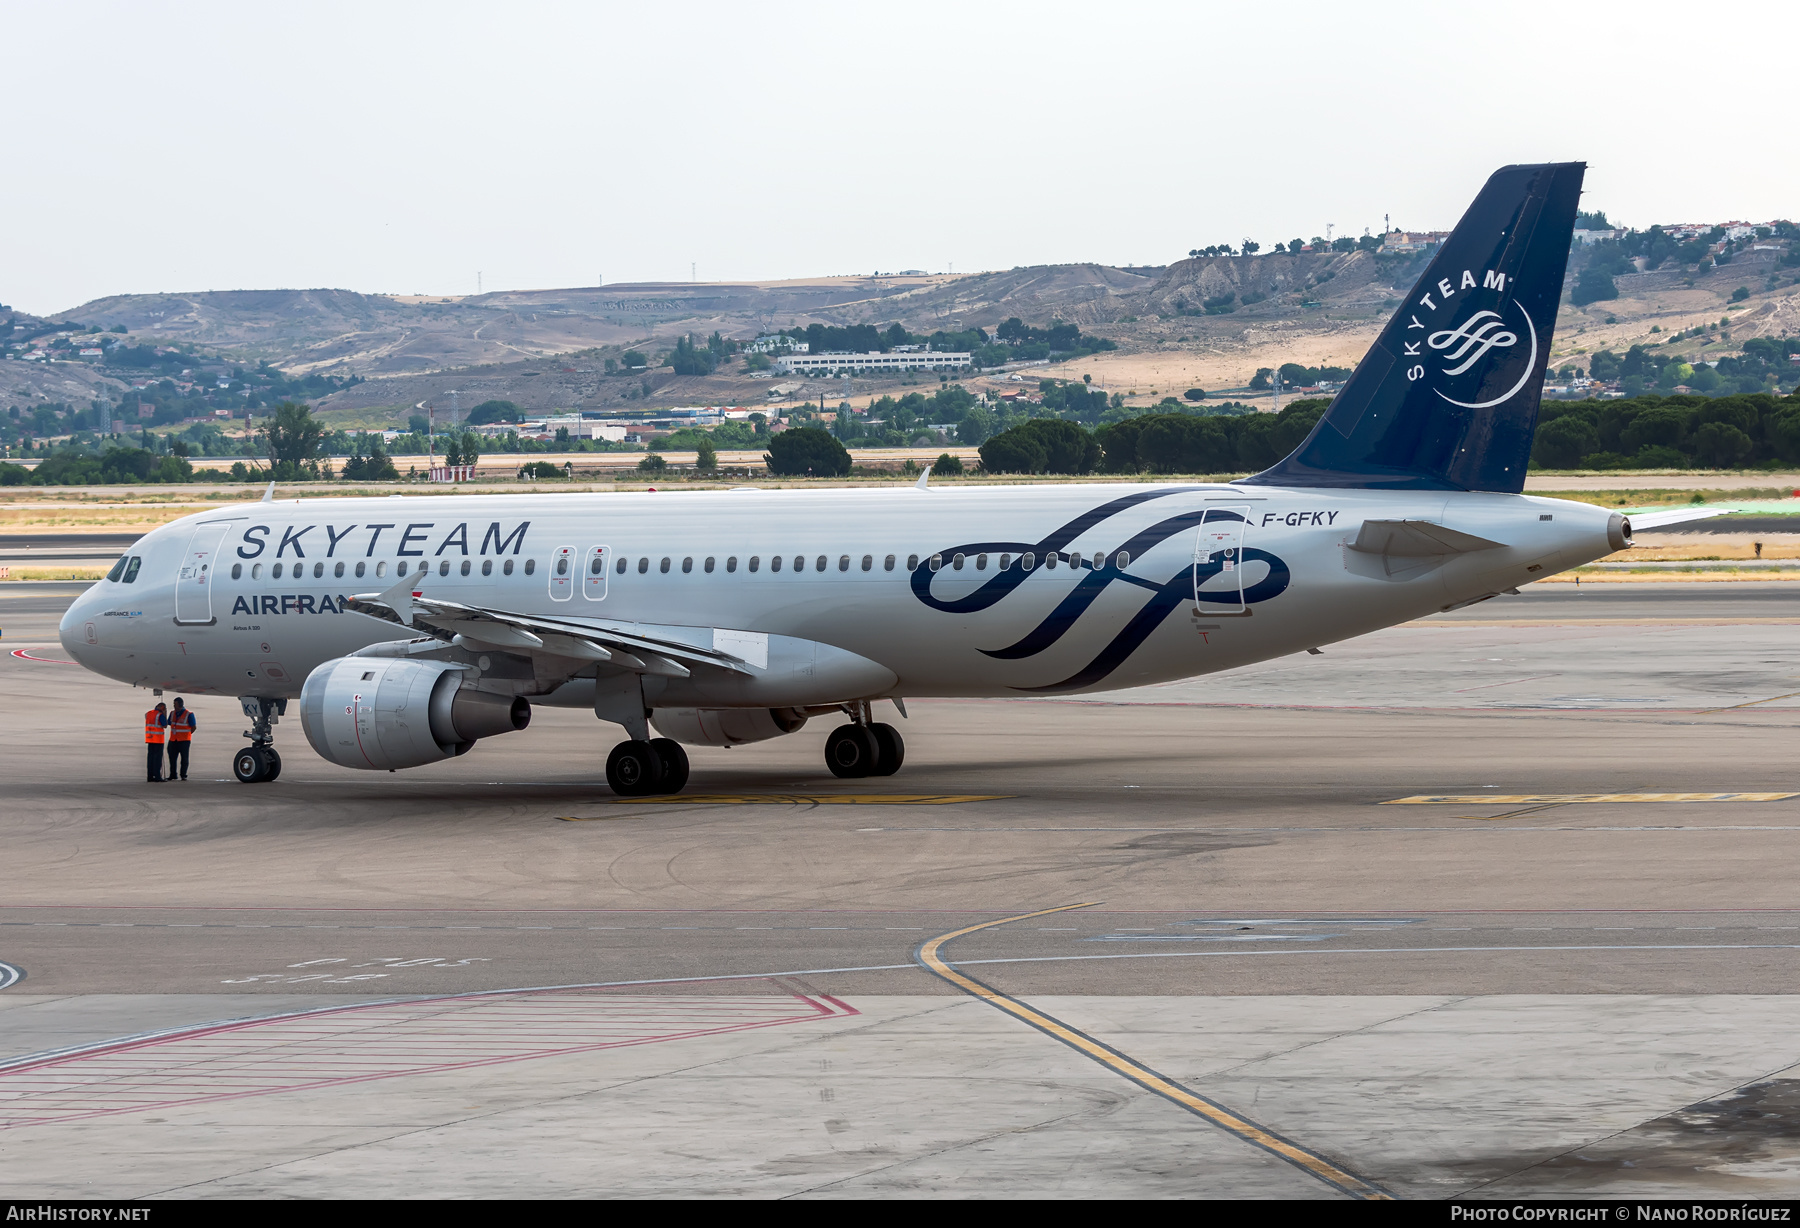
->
[3,0,1792,315]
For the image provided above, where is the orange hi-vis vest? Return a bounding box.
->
[145,710,166,744]
[170,712,194,742]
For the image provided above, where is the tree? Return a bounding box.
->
[957,406,995,445]
[669,334,715,376]
[258,401,324,480]
[933,452,964,475]
[1571,267,1618,306]
[622,350,648,369]
[1183,388,1207,402]
[637,453,668,474]
[1241,239,1260,255]
[694,437,718,471]
[467,400,522,425]
[765,426,851,477]
[978,419,1098,475]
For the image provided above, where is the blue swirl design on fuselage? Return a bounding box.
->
[910,488,1291,693]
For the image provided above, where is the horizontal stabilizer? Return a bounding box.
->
[1625,507,1736,531]
[1347,519,1505,558]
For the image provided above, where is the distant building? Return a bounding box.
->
[77,347,103,357]
[743,336,808,354]
[774,351,971,376]
[1379,230,1452,253]
[1571,228,1622,246]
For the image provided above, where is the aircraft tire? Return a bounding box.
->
[648,739,689,794]
[606,739,664,797]
[233,746,268,784]
[264,749,282,782]
[867,723,904,777]
[825,725,879,779]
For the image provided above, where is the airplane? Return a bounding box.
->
[57,161,1723,795]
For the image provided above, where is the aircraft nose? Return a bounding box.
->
[58,582,100,657]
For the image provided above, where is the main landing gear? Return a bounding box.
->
[825,715,904,779]
[235,696,285,784]
[605,737,690,798]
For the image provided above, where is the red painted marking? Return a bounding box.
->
[9,650,76,664]
[0,984,857,1129]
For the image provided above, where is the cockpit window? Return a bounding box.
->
[106,556,129,583]
[122,556,142,584]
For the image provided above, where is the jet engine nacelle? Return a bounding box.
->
[299,656,531,771]
[650,706,807,748]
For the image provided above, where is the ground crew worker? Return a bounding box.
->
[145,701,168,782]
[166,697,196,782]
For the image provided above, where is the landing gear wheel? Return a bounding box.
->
[867,723,904,777]
[233,746,270,784]
[606,739,664,797]
[825,724,880,779]
[263,748,282,782]
[648,738,689,795]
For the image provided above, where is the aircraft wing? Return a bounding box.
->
[342,576,753,679]
[1346,519,1506,557]
[1625,507,1737,531]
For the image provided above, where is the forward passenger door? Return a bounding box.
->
[1194,507,1249,613]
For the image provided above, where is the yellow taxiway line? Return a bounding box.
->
[1384,792,1798,805]
[914,903,1394,1201]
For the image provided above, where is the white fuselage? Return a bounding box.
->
[59,482,1616,707]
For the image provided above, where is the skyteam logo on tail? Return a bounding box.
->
[1403,267,1539,411]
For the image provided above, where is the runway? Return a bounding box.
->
[2,581,1799,1197]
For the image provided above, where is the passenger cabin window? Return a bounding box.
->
[748,556,760,572]
[637,557,649,574]
[839,555,850,572]
[726,556,738,573]
[460,560,471,576]
[1045,553,1058,570]
[795,556,806,573]
[660,557,671,573]
[975,554,987,570]
[396,561,408,577]
[815,555,826,572]
[502,559,514,576]
[439,560,451,577]
[952,553,965,570]
[272,562,284,579]
[524,558,536,575]
[334,561,345,578]
[907,554,920,571]
[682,557,693,574]
[861,555,872,571]
[556,556,569,576]
[771,555,783,572]
[230,563,242,580]
[615,557,626,574]
[590,555,606,576]
[355,561,366,578]
[1116,550,1130,568]
[376,561,387,578]
[481,559,492,576]
[929,554,942,572]
[704,557,715,573]
[884,554,895,571]
[999,554,1011,570]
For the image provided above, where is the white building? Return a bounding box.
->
[774,351,971,376]
[743,336,809,354]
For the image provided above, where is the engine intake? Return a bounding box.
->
[300,656,530,771]
[650,707,807,747]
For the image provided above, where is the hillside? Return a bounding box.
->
[10,233,1795,426]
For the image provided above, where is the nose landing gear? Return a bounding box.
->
[235,696,285,784]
